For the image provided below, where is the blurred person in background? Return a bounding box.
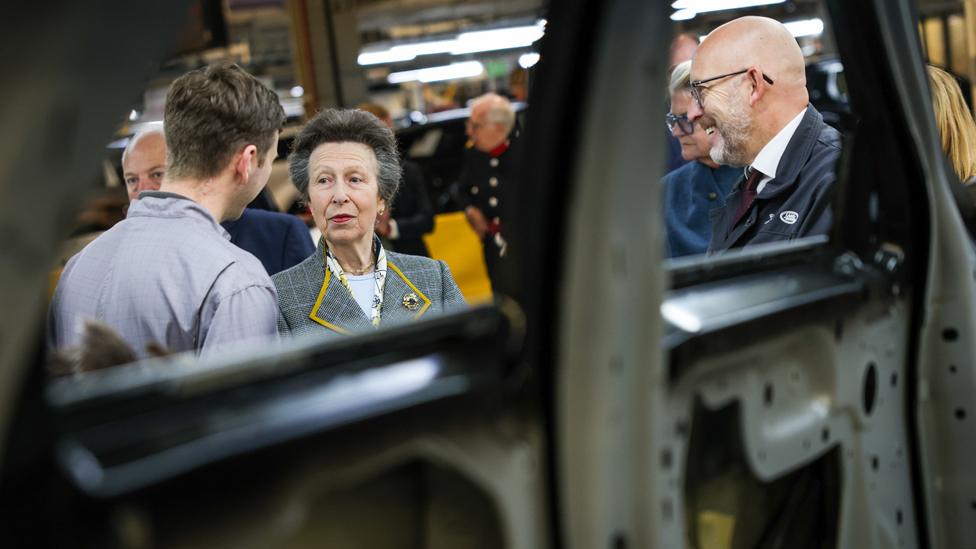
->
[458,93,519,289]
[927,65,976,196]
[122,125,166,202]
[670,32,700,72]
[688,16,841,253]
[274,109,465,338]
[663,60,740,258]
[357,102,435,257]
[49,63,285,359]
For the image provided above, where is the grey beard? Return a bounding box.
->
[711,116,751,166]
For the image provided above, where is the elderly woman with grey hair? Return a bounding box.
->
[273,109,465,337]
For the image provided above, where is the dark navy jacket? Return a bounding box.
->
[663,161,740,258]
[222,208,315,275]
[708,105,842,254]
[389,160,434,257]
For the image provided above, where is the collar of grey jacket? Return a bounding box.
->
[308,252,432,334]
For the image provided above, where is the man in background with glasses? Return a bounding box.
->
[687,16,841,253]
[663,60,741,258]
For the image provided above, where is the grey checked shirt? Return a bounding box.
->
[49,192,278,359]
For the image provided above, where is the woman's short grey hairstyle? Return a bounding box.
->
[668,59,693,98]
[289,108,401,206]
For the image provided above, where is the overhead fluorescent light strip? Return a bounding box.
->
[358,49,416,66]
[451,25,545,55]
[784,18,824,38]
[387,61,484,84]
[670,0,786,20]
[359,22,546,66]
[671,0,786,12]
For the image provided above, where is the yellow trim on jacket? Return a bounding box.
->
[308,269,352,335]
[307,260,433,334]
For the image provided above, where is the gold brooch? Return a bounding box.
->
[402,292,420,311]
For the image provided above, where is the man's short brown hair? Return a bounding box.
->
[164,63,285,180]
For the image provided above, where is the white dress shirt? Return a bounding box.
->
[751,109,806,193]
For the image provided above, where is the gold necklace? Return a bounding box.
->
[345,265,374,275]
[329,240,376,276]
[339,241,376,275]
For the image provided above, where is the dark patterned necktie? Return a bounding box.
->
[732,167,763,226]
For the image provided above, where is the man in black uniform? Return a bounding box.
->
[458,93,519,288]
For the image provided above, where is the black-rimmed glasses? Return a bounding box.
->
[690,69,774,107]
[666,112,694,135]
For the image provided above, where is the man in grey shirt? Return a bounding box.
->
[49,63,286,359]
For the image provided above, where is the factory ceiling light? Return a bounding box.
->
[387,61,485,84]
[359,21,546,67]
[670,0,787,21]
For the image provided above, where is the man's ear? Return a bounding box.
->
[235,144,258,183]
[748,67,769,106]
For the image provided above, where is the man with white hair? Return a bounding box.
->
[122,126,166,202]
[459,92,519,288]
[687,16,842,253]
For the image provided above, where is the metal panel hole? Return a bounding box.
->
[896,509,903,525]
[971,500,976,510]
[871,456,879,471]
[890,372,898,387]
[863,363,878,416]
[611,534,627,549]
[950,364,958,374]
[763,383,774,407]
[956,408,967,420]
[661,448,673,470]
[943,328,959,341]
[821,427,830,442]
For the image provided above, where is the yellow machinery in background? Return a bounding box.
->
[423,212,493,305]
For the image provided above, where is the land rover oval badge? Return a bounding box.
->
[779,211,799,225]
[402,292,420,311]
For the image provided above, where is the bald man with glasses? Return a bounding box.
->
[687,16,842,253]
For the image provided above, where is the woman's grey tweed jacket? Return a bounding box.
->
[272,239,466,337]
